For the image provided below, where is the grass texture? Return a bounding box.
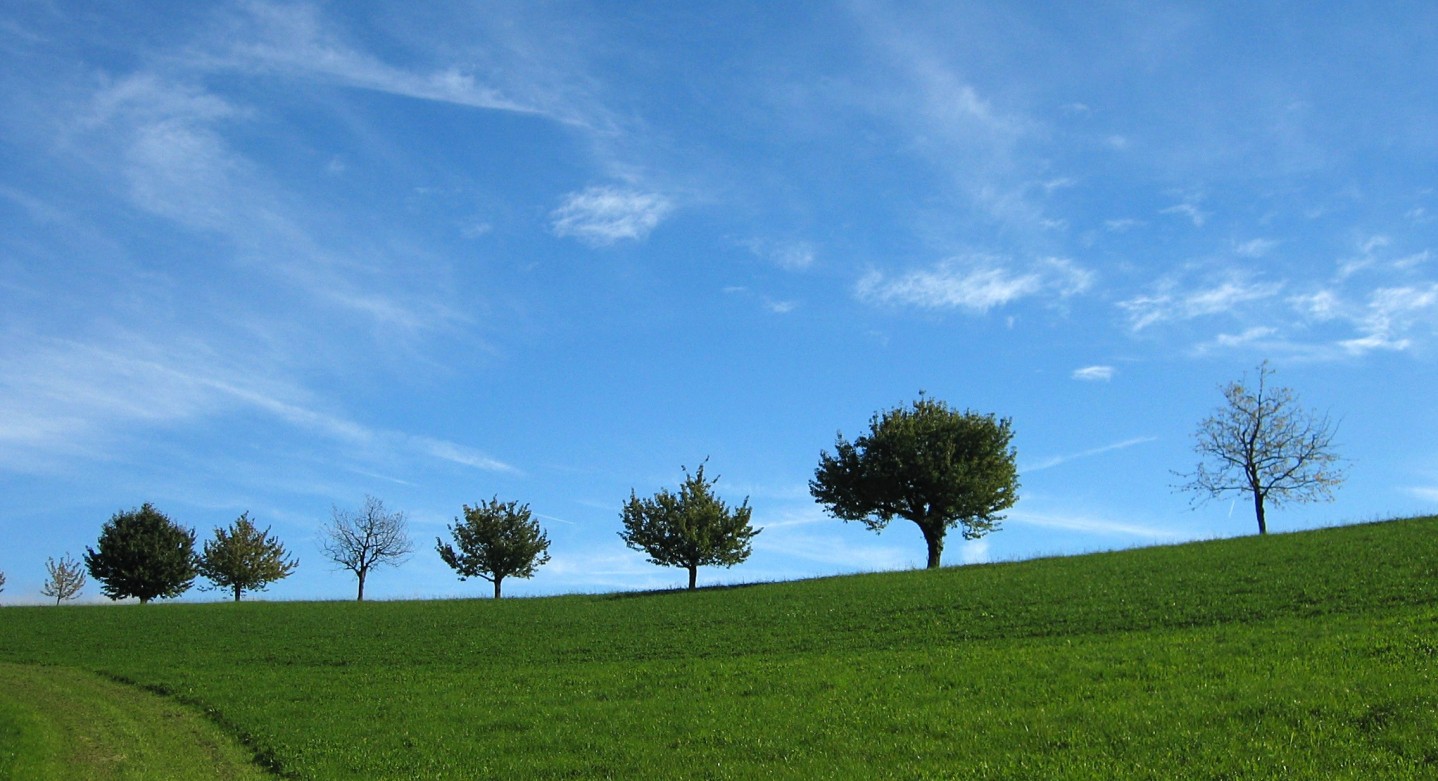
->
[0,516,1435,779]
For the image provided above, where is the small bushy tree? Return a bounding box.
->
[85,503,197,603]
[811,395,1018,569]
[197,512,299,602]
[437,497,551,599]
[42,553,86,604]
[620,462,759,590]
[320,495,413,601]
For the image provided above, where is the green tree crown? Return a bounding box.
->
[810,396,1018,568]
[197,512,299,602]
[620,462,760,590]
[84,503,197,603]
[436,497,552,599]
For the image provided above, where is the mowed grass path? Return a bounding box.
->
[1,517,1435,779]
[0,662,270,780]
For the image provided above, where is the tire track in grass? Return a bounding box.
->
[0,662,274,781]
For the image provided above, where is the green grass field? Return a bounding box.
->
[2,516,1435,779]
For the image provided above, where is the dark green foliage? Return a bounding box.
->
[83,503,197,603]
[620,462,759,589]
[41,553,85,604]
[436,497,552,599]
[811,395,1018,568]
[1177,361,1345,534]
[197,513,299,602]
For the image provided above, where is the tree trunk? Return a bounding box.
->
[1253,492,1267,535]
[356,570,367,602]
[920,523,945,569]
[493,578,502,599]
[233,584,242,603]
[687,565,698,590]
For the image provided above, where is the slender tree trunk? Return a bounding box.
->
[687,565,698,590]
[233,584,242,602]
[356,569,367,602]
[493,578,502,599]
[1253,492,1267,535]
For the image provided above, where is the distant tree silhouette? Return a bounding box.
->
[42,553,86,604]
[85,503,197,603]
[811,395,1018,568]
[198,513,299,602]
[437,497,551,599]
[1177,361,1345,534]
[620,461,759,590]
[320,495,413,601]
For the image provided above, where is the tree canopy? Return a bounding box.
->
[1176,361,1345,534]
[810,395,1018,568]
[84,503,197,603]
[319,495,413,601]
[197,513,299,602]
[436,497,552,599]
[620,462,760,590]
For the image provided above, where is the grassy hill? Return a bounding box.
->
[1,516,1435,779]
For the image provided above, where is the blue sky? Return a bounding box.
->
[2,1,1435,603]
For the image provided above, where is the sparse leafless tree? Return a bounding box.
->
[1177,361,1346,534]
[319,495,414,601]
[42,553,86,604]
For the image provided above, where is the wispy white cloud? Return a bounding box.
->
[1161,200,1209,227]
[1121,272,1283,331]
[744,238,816,271]
[199,1,581,124]
[857,255,1091,313]
[1072,365,1115,382]
[550,185,673,246]
[1024,436,1157,473]
[1010,510,1183,541]
[0,332,514,476]
[1338,284,1438,355]
[1235,238,1279,258]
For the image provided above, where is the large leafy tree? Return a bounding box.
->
[436,497,551,599]
[197,512,299,602]
[84,503,198,603]
[1176,361,1345,534]
[810,396,1018,569]
[42,553,86,604]
[620,462,760,590]
[319,495,413,601]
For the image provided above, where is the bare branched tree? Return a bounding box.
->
[319,495,414,601]
[42,553,86,604]
[1176,361,1346,534]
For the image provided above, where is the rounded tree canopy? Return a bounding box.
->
[84,503,197,603]
[811,395,1018,568]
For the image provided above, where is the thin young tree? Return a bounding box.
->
[41,553,86,604]
[436,497,551,599]
[319,495,413,601]
[811,395,1018,569]
[620,461,760,590]
[1176,361,1346,534]
[85,503,197,603]
[197,512,299,602]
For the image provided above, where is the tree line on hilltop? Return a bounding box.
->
[0,363,1344,604]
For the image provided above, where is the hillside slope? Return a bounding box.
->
[1,517,1435,779]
